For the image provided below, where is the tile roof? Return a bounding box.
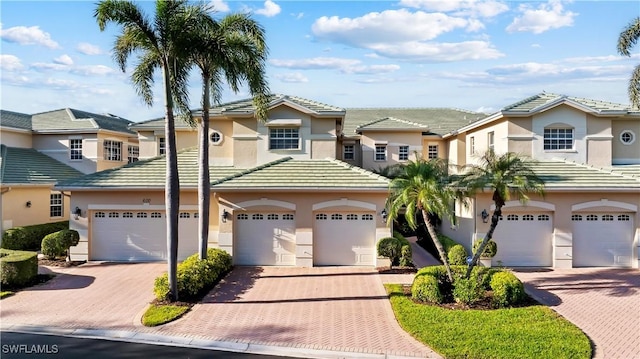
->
[355,117,428,132]
[529,160,640,190]
[0,110,32,130]
[31,108,135,134]
[610,165,640,179]
[502,92,638,114]
[344,108,485,136]
[0,145,83,185]
[56,148,389,191]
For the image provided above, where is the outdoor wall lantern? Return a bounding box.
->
[221,209,230,223]
[481,209,489,223]
[381,208,388,223]
[74,207,82,220]
[25,201,32,208]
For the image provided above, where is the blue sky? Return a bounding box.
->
[1,0,639,122]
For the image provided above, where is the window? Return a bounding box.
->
[544,128,574,150]
[399,146,409,161]
[252,214,264,220]
[571,214,582,221]
[331,214,343,220]
[343,145,355,160]
[108,212,119,218]
[179,213,190,218]
[137,212,148,218]
[194,213,199,218]
[586,214,598,221]
[620,130,636,145]
[487,131,495,152]
[103,140,122,161]
[70,138,82,160]
[210,131,223,145]
[151,212,162,218]
[315,213,327,220]
[50,192,63,217]
[522,214,534,221]
[375,145,387,161]
[506,214,518,221]
[346,214,358,220]
[123,212,133,218]
[267,214,279,220]
[269,128,299,150]
[362,214,373,221]
[538,214,550,221]
[128,145,139,163]
[158,137,166,155]
[470,136,475,155]
[95,212,105,218]
[602,214,614,221]
[237,213,249,220]
[282,214,294,220]
[618,214,630,221]
[428,145,438,159]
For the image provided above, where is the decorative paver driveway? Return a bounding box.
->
[514,268,640,359]
[157,266,438,358]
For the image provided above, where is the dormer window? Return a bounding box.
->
[269,128,299,150]
[544,127,573,150]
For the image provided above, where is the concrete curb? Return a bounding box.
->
[1,324,434,359]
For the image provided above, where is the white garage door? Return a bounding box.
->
[491,213,553,267]
[234,212,296,266]
[91,210,199,261]
[314,212,375,266]
[572,213,634,267]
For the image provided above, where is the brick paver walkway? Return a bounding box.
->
[514,268,640,359]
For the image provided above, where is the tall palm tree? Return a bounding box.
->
[387,158,456,282]
[459,151,544,278]
[188,12,270,259]
[617,17,640,109]
[95,0,209,301]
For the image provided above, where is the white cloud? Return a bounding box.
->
[291,12,304,20]
[344,64,400,75]
[54,54,74,66]
[209,0,229,13]
[72,65,116,76]
[255,0,281,17]
[31,62,68,71]
[77,42,103,55]
[274,72,308,83]
[0,24,60,49]
[312,9,468,45]
[0,54,24,71]
[400,0,509,18]
[45,78,81,89]
[369,40,504,62]
[507,0,576,34]
[270,57,401,75]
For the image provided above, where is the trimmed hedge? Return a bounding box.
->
[154,248,232,301]
[41,230,80,259]
[0,249,38,287]
[1,221,69,251]
[377,232,413,267]
[473,239,498,258]
[490,271,526,307]
[447,244,468,265]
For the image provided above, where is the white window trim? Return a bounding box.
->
[50,192,63,218]
[399,145,409,161]
[210,130,224,145]
[543,127,574,151]
[269,127,301,150]
[343,144,355,160]
[620,130,636,145]
[158,136,166,155]
[69,137,83,161]
[103,139,123,162]
[374,144,387,162]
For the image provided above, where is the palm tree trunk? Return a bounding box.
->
[198,77,211,260]
[163,65,180,301]
[465,205,502,278]
[422,210,454,282]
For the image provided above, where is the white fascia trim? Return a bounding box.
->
[213,187,388,193]
[265,119,302,127]
[506,134,535,140]
[88,204,199,210]
[572,199,637,212]
[234,198,296,210]
[585,134,614,140]
[444,112,503,138]
[490,200,555,211]
[312,198,376,211]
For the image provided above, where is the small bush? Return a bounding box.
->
[1,221,68,251]
[0,249,38,287]
[399,245,413,267]
[490,271,526,307]
[473,239,498,258]
[154,248,232,301]
[453,277,483,305]
[41,230,80,259]
[377,236,402,267]
[447,244,468,265]
[412,273,443,304]
[438,234,459,254]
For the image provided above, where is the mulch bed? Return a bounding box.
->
[38,258,86,267]
[377,266,418,274]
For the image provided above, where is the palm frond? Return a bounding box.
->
[617,17,640,56]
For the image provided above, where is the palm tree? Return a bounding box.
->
[459,151,544,278]
[188,12,270,259]
[617,17,640,109]
[387,158,456,282]
[95,0,210,301]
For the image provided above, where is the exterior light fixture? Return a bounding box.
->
[481,209,489,223]
[74,207,82,220]
[381,208,388,223]
[221,209,230,223]
[26,201,32,208]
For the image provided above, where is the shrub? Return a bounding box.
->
[154,248,233,301]
[41,230,80,259]
[473,239,498,258]
[377,236,402,267]
[1,221,68,251]
[447,244,468,265]
[400,245,413,267]
[453,277,483,305]
[438,234,459,254]
[0,249,38,287]
[412,273,443,304]
[490,271,526,307]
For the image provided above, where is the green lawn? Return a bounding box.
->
[142,304,190,327]
[0,291,15,299]
[385,284,592,359]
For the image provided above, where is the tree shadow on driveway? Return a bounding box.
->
[201,266,264,303]
[26,272,95,291]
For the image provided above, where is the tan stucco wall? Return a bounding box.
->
[209,119,234,165]
[311,140,337,159]
[360,131,422,171]
[421,137,445,160]
[612,119,640,165]
[0,129,32,148]
[507,117,533,157]
[465,119,508,165]
[33,133,99,174]
[1,186,70,231]
[585,115,612,168]
[96,132,140,172]
[531,105,587,163]
[311,117,337,136]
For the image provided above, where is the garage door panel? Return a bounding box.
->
[573,213,633,267]
[234,213,296,266]
[492,213,553,267]
[314,212,375,266]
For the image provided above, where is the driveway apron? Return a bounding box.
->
[157,266,437,358]
[515,268,640,359]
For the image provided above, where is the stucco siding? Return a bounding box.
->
[531,105,587,163]
[0,130,32,148]
[612,119,640,164]
[1,186,70,231]
[360,131,422,170]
